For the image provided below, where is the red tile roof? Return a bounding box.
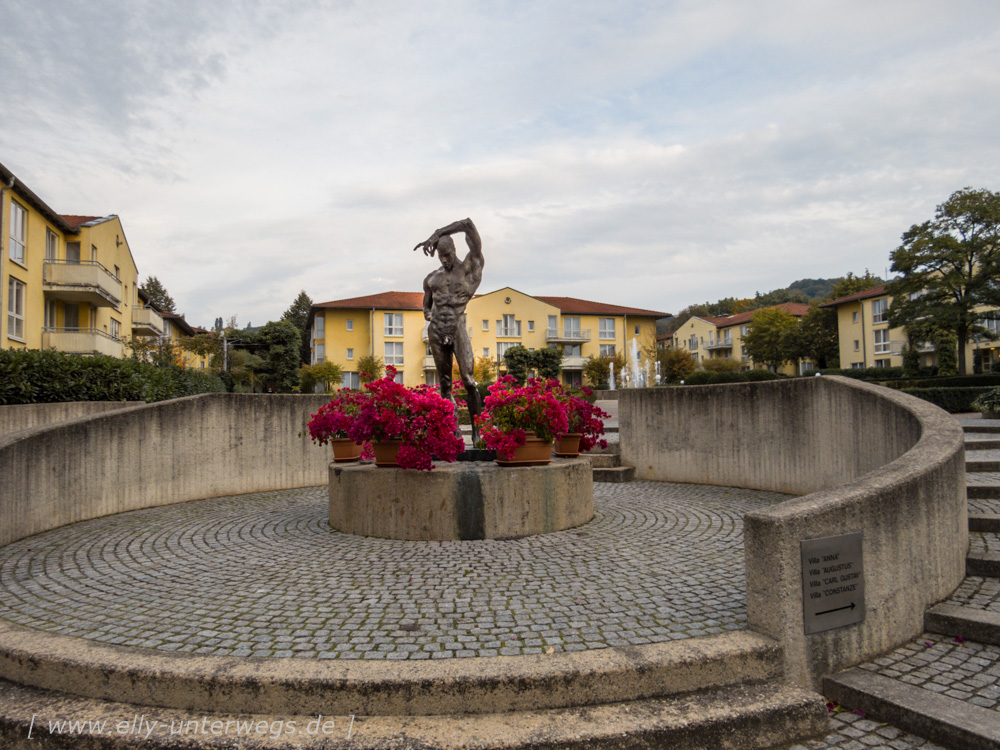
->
[314,291,425,310]
[59,215,105,229]
[535,296,670,318]
[711,302,812,328]
[818,285,889,308]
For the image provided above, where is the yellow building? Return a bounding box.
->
[671,303,814,376]
[308,288,669,388]
[820,285,1000,372]
[2,161,165,357]
[159,312,211,370]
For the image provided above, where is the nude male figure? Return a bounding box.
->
[413,218,484,444]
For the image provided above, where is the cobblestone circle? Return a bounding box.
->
[0,481,789,660]
[946,575,1000,614]
[858,632,1000,712]
[780,708,949,749]
[970,530,1000,555]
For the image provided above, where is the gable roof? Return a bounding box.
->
[60,214,106,229]
[818,285,889,308]
[534,296,670,318]
[314,291,425,311]
[713,302,812,327]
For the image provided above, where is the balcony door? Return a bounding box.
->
[66,242,81,264]
[64,304,79,330]
[564,317,580,339]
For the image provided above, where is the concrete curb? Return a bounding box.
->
[968,459,1000,472]
[824,668,1000,750]
[925,603,1000,647]
[970,514,1000,532]
[0,620,782,716]
[967,552,1000,578]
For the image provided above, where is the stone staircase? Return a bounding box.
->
[823,415,1000,750]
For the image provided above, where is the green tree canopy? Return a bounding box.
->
[254,320,302,392]
[280,290,314,365]
[887,187,1000,375]
[826,270,884,301]
[139,276,176,312]
[742,307,800,371]
[789,306,839,369]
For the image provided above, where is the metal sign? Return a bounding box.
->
[801,532,865,635]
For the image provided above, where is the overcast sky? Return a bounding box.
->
[3,1,999,327]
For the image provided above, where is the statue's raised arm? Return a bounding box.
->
[413,218,482,272]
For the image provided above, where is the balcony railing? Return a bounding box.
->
[43,327,124,357]
[561,355,586,369]
[423,356,437,370]
[705,337,733,350]
[546,328,591,343]
[497,326,521,338]
[131,306,165,336]
[43,260,121,307]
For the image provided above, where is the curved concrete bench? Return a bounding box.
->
[618,375,967,689]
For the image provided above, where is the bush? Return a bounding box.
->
[683,371,715,385]
[743,369,781,382]
[972,387,1000,414]
[900,387,995,413]
[708,370,744,383]
[818,367,906,381]
[882,374,1000,390]
[0,349,225,405]
[701,359,742,373]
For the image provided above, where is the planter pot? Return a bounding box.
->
[372,440,403,468]
[330,438,363,463]
[495,433,552,467]
[554,433,583,457]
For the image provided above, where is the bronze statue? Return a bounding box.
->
[413,218,484,444]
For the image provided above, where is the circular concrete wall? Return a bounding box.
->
[328,458,594,540]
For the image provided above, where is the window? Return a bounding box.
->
[872,298,888,324]
[482,348,489,358]
[9,201,26,265]
[801,361,814,373]
[985,318,1000,337]
[874,329,890,354]
[599,318,615,340]
[497,341,517,361]
[563,317,581,338]
[314,315,324,336]
[44,299,57,328]
[315,343,325,363]
[851,362,865,369]
[45,229,58,261]
[548,315,557,334]
[346,347,354,360]
[113,265,120,279]
[497,314,520,337]
[110,319,121,340]
[66,242,80,263]
[393,370,404,384]
[565,343,581,357]
[600,344,616,356]
[853,340,860,352]
[91,244,97,262]
[385,341,404,365]
[528,320,534,332]
[564,371,582,388]
[634,326,640,335]
[7,277,26,338]
[482,319,488,331]
[384,313,403,336]
[874,359,890,368]
[852,312,859,323]
[346,319,353,331]
[740,325,750,336]
[341,372,360,389]
[689,334,698,350]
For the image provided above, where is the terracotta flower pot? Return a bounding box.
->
[554,433,583,457]
[330,438,363,463]
[372,440,403,468]
[495,433,552,467]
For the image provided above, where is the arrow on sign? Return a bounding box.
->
[816,602,856,616]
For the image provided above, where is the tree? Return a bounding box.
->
[887,188,1000,375]
[534,347,564,380]
[582,352,626,388]
[139,276,176,312]
[790,306,839,369]
[659,348,697,383]
[254,320,301,392]
[356,354,384,384]
[302,361,343,393]
[826,271,884,301]
[474,355,497,384]
[502,345,535,382]
[280,290,313,365]
[742,307,800,371]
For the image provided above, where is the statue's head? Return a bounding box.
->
[436,236,457,270]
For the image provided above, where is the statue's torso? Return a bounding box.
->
[426,262,481,335]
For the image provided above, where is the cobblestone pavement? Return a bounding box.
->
[781,708,950,749]
[970,530,1000,554]
[947,576,1000,614]
[0,481,789,660]
[858,632,1000,712]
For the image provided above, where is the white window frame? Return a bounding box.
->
[384,341,404,366]
[346,319,353,331]
[44,299,57,328]
[528,320,535,332]
[600,343,616,356]
[497,314,520,337]
[482,319,489,331]
[482,348,489,358]
[7,277,26,339]
[852,311,859,323]
[873,329,890,355]
[564,343,582,357]
[45,228,58,261]
[599,318,615,340]
[497,341,517,361]
[384,313,403,337]
[314,316,325,337]
[9,201,27,265]
[346,347,354,360]
[872,298,888,324]
[341,372,360,389]
[315,343,325,363]
[853,340,860,352]
[110,319,121,340]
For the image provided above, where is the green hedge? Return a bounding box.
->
[819,366,907,380]
[882,374,1000,390]
[0,349,225,405]
[678,369,782,386]
[899,387,994,413]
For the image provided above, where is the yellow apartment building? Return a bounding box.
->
[671,303,814,376]
[160,312,211,370]
[309,288,669,389]
[2,161,166,358]
[820,285,1000,372]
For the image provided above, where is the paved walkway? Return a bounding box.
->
[0,481,788,660]
[782,708,950,749]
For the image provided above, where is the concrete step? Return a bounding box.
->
[969,484,1000,499]
[824,665,1000,750]
[964,422,1000,434]
[594,466,635,483]
[966,436,1000,450]
[588,453,620,469]
[925,602,1000,647]
[968,458,1000,472]
[0,677,829,750]
[970,515,1000,532]
[967,552,1000,578]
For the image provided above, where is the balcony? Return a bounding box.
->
[561,356,586,369]
[421,325,429,342]
[43,260,121,307]
[423,356,437,370]
[705,337,733,350]
[131,306,165,337]
[546,328,591,344]
[43,327,124,357]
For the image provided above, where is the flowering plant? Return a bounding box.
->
[475,376,570,460]
[318,366,464,470]
[308,388,369,444]
[561,385,610,452]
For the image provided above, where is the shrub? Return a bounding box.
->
[683,371,715,385]
[708,370,744,383]
[743,369,781,382]
[971,387,1000,414]
[701,358,742,373]
[900,387,995,413]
